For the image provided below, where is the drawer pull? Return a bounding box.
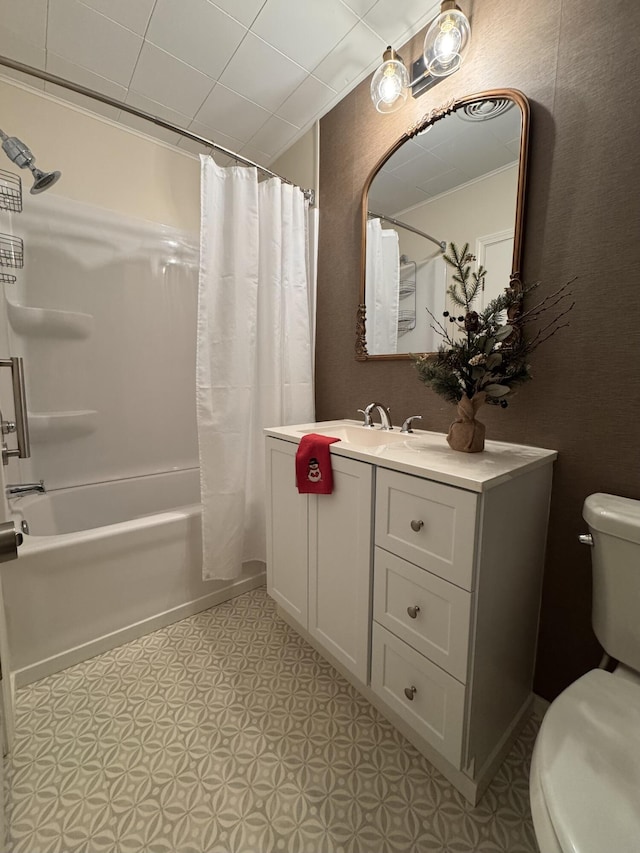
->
[407,605,420,619]
[410,519,424,532]
[404,685,417,701]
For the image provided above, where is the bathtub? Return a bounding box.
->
[2,468,265,687]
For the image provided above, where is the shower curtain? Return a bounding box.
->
[365,218,400,354]
[197,157,315,581]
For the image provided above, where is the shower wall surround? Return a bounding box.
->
[1,193,199,490]
[315,0,640,700]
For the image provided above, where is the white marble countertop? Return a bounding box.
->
[265,420,557,493]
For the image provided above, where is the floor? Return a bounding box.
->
[5,587,540,853]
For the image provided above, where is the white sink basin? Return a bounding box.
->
[299,423,411,448]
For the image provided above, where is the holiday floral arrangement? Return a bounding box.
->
[413,243,574,452]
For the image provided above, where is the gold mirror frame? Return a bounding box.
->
[356,88,530,361]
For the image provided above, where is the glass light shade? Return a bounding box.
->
[370,57,409,113]
[423,5,471,77]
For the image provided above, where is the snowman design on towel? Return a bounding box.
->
[307,457,322,483]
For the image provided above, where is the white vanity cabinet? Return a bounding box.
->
[265,437,372,683]
[265,422,556,803]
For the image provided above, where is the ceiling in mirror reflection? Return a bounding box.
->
[367,103,522,217]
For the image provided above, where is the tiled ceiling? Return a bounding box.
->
[0,0,441,166]
[368,104,522,216]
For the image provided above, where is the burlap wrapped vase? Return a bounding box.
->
[447,391,486,453]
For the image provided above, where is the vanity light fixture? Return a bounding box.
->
[370,1,471,112]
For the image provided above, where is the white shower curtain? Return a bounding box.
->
[197,157,315,580]
[365,218,400,354]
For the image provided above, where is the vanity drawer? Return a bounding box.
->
[371,623,465,769]
[373,548,471,682]
[375,468,477,590]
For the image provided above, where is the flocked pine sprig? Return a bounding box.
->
[443,242,486,312]
[412,242,575,408]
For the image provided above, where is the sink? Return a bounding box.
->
[299,423,411,448]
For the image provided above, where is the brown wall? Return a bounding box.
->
[316,0,640,701]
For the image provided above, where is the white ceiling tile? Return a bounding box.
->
[79,0,156,35]
[238,141,273,166]
[125,90,193,128]
[130,43,214,117]
[210,0,267,28]
[146,0,247,80]
[194,84,270,144]
[45,53,127,119]
[364,0,439,49]
[0,0,47,47]
[0,25,45,89]
[277,76,335,128]
[247,114,297,158]
[0,23,45,68]
[313,20,385,92]
[177,136,212,156]
[219,32,306,113]
[47,0,143,87]
[252,0,358,72]
[339,0,377,16]
[186,121,244,155]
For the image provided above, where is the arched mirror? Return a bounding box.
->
[356,89,529,360]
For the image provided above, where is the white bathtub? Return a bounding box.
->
[2,469,264,687]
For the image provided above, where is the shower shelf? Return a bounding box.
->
[29,410,98,441]
[0,233,24,268]
[0,170,22,213]
[0,272,17,285]
[7,303,94,339]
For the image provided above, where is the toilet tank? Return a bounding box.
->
[583,493,640,671]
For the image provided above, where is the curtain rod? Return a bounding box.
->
[368,210,445,251]
[0,54,315,206]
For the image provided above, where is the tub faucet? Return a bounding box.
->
[363,402,393,430]
[6,479,46,497]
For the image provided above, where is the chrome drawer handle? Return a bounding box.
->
[404,685,417,701]
[407,605,420,619]
[410,519,424,532]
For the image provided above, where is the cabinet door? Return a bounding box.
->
[308,455,373,683]
[265,438,308,627]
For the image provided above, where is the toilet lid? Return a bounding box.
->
[536,669,640,853]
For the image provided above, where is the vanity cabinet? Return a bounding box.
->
[265,437,372,683]
[265,423,556,803]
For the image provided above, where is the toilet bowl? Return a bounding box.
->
[530,668,640,852]
[530,493,640,853]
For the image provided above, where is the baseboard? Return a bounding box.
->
[531,692,550,717]
[14,573,265,688]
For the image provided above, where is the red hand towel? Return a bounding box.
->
[295,434,340,494]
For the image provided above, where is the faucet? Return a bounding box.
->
[6,479,46,497]
[361,402,393,430]
[400,415,423,434]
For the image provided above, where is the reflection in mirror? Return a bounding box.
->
[358,91,529,360]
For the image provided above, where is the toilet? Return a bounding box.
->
[529,493,640,852]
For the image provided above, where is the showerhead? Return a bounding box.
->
[30,167,61,194]
[0,128,62,194]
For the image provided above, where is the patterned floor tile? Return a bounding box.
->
[5,587,541,853]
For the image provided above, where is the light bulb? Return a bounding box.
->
[370,48,409,113]
[433,17,462,65]
[424,3,471,78]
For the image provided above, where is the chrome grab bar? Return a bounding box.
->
[0,357,30,465]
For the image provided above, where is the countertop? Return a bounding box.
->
[265,420,557,493]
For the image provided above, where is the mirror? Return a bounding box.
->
[357,89,529,360]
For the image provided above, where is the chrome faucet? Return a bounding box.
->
[362,402,393,430]
[6,479,46,497]
[400,415,423,434]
